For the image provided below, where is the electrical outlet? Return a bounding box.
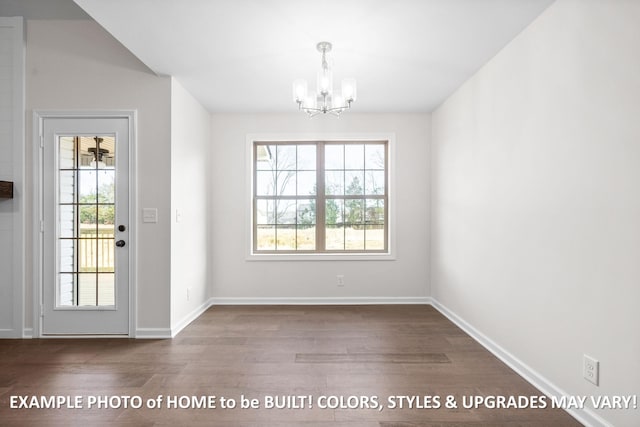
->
[187,288,191,301]
[337,275,345,287]
[583,355,599,386]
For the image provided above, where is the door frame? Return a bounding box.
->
[33,110,137,338]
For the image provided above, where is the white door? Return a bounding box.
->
[41,116,130,335]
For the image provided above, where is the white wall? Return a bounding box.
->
[170,77,211,332]
[25,20,172,332]
[431,1,640,426]
[210,113,430,301]
[0,17,24,338]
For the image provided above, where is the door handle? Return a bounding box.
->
[115,240,126,247]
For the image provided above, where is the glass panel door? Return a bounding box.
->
[42,116,130,335]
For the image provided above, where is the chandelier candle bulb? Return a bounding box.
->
[342,78,357,102]
[317,68,333,95]
[293,79,308,102]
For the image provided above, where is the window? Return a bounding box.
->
[253,141,388,254]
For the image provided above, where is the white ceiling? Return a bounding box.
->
[27,0,556,113]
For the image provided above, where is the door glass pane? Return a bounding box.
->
[79,238,97,273]
[59,137,75,169]
[58,273,75,306]
[97,274,115,306]
[78,170,97,201]
[59,239,75,273]
[59,171,75,203]
[78,273,97,306]
[59,205,75,238]
[57,135,116,307]
[98,171,115,203]
[98,237,114,273]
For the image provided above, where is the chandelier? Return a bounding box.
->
[292,42,357,117]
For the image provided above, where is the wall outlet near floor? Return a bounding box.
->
[187,287,191,301]
[337,275,345,287]
[583,354,599,386]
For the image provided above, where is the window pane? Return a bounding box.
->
[366,199,385,223]
[365,224,385,250]
[256,225,276,250]
[277,145,297,170]
[365,144,385,170]
[297,171,316,196]
[345,225,365,250]
[297,225,315,250]
[256,145,276,170]
[297,145,316,170]
[365,170,385,195]
[256,171,276,196]
[326,225,344,250]
[325,144,343,169]
[345,144,364,169]
[345,171,364,195]
[256,199,275,224]
[276,200,296,224]
[276,225,296,250]
[277,170,296,196]
[325,199,343,225]
[297,199,315,225]
[325,170,344,195]
[345,199,364,224]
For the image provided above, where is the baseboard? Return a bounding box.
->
[22,328,33,338]
[210,296,432,305]
[0,329,22,339]
[135,327,172,339]
[430,298,612,427]
[170,299,215,338]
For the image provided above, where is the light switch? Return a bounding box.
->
[142,208,158,223]
[176,209,182,223]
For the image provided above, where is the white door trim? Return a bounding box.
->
[32,110,137,338]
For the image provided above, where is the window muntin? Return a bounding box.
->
[253,141,388,253]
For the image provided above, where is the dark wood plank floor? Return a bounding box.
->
[0,305,582,426]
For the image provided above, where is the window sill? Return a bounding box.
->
[246,253,396,262]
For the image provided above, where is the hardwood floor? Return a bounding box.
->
[0,305,582,426]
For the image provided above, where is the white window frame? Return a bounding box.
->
[246,133,396,261]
